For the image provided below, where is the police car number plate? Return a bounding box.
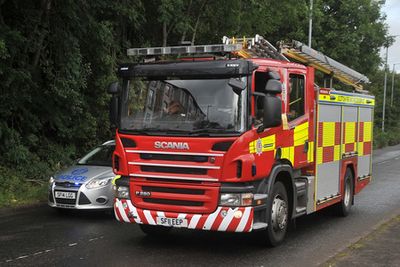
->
[156,217,188,227]
[55,191,76,199]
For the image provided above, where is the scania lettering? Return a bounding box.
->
[154,141,190,150]
[108,35,374,246]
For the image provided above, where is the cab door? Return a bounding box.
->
[286,68,314,168]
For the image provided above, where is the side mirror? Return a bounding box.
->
[108,82,120,127]
[262,94,282,129]
[108,82,120,94]
[110,96,119,127]
[265,80,282,94]
[228,78,246,95]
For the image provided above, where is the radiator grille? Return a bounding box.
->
[142,186,204,195]
[143,198,203,207]
[140,153,208,162]
[140,165,207,175]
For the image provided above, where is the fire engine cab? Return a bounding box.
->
[108,35,374,246]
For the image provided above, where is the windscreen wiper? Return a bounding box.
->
[189,128,240,136]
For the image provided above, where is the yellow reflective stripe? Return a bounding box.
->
[317,147,323,165]
[249,141,255,153]
[262,135,276,152]
[249,135,276,154]
[308,141,314,163]
[294,122,309,146]
[334,145,341,161]
[345,122,356,144]
[358,142,364,156]
[344,122,356,144]
[322,122,335,147]
[112,175,121,185]
[364,122,372,142]
[281,146,294,164]
[319,94,375,106]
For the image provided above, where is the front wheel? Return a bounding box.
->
[335,168,354,217]
[261,181,289,247]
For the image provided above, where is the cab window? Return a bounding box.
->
[254,71,268,126]
[288,74,305,121]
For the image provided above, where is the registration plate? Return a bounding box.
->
[55,191,76,199]
[156,217,188,228]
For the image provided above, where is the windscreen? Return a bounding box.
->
[120,78,246,136]
[77,145,115,167]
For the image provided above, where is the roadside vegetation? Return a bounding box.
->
[0,0,397,207]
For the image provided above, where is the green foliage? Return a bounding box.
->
[0,0,394,206]
[0,166,47,207]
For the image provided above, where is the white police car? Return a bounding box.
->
[48,140,115,210]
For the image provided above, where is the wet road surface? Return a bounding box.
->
[1,145,400,266]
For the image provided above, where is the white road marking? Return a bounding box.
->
[3,235,107,263]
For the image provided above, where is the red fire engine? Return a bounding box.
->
[108,35,374,246]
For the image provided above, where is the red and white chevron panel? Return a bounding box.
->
[114,198,254,232]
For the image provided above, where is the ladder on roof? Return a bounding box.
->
[126,34,369,92]
[279,40,370,92]
[223,35,369,92]
[222,34,289,61]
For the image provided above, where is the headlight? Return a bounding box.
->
[49,176,54,185]
[114,186,130,199]
[85,177,113,189]
[219,193,253,207]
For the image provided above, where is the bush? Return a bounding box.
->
[373,128,400,149]
[0,166,47,207]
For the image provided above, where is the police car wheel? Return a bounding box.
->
[139,224,171,236]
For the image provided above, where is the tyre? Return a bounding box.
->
[139,224,171,236]
[261,181,289,247]
[335,168,354,217]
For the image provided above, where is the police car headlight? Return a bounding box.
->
[219,193,253,206]
[85,177,113,189]
[48,176,54,185]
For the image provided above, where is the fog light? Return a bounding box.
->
[219,193,253,207]
[234,210,243,218]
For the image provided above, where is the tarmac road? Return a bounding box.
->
[1,145,400,267]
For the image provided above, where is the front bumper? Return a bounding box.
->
[114,198,254,232]
[48,182,113,210]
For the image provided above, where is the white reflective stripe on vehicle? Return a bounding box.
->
[177,213,187,220]
[126,200,141,223]
[218,208,237,231]
[125,150,224,157]
[143,210,156,225]
[130,173,218,182]
[188,214,201,229]
[156,211,165,218]
[203,207,222,230]
[116,200,130,223]
[235,207,251,232]
[128,162,220,169]
[114,203,120,221]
